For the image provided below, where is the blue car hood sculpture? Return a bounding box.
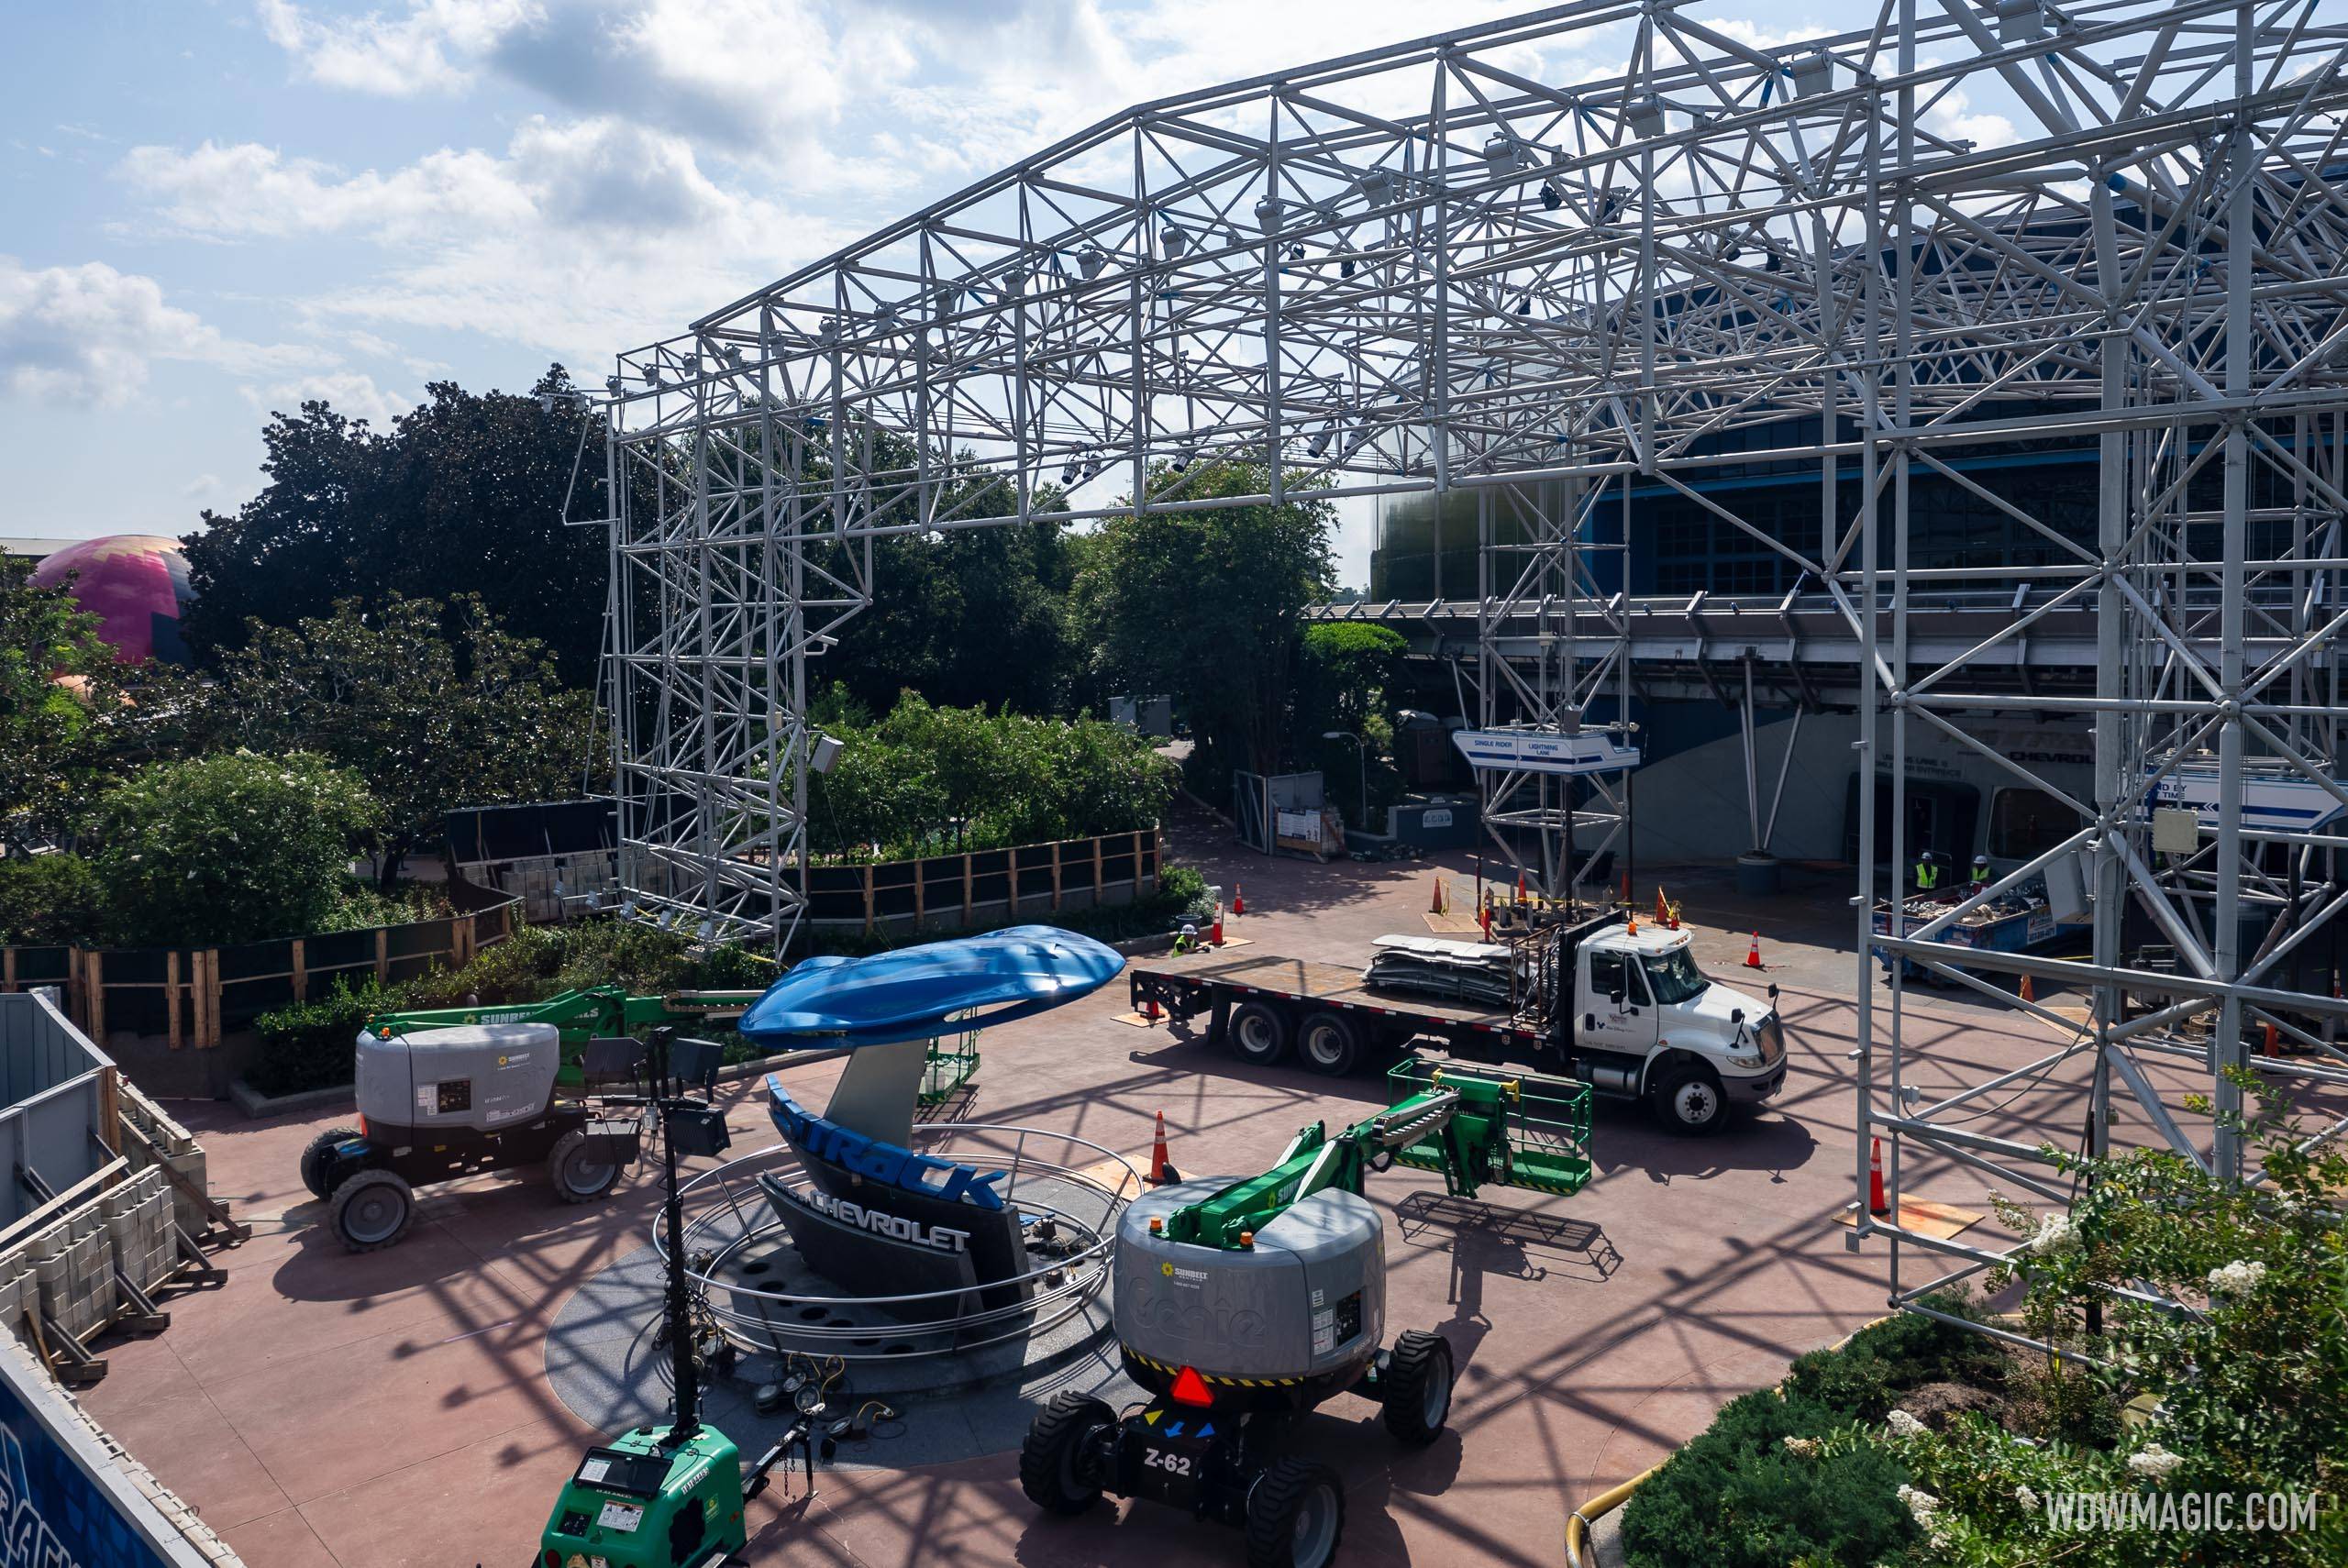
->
[739,924,1125,1046]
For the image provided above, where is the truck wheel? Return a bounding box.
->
[1380,1330,1455,1445]
[548,1128,621,1204]
[1296,1011,1361,1077]
[1229,1002,1291,1066]
[1246,1457,1346,1568]
[329,1169,415,1252]
[1019,1391,1116,1515]
[298,1125,360,1201]
[1651,1065,1729,1136]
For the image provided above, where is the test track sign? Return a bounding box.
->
[1452,728,1641,777]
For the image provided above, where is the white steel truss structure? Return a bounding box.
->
[603,0,2348,1332]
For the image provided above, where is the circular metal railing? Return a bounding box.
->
[653,1122,1135,1362]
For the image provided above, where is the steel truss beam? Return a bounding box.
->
[602,1,2348,1351]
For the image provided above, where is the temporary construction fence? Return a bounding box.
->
[0,992,243,1387]
[806,828,1161,935]
[0,896,521,1050]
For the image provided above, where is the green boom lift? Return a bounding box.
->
[1020,1056,1593,1568]
[362,986,767,1081]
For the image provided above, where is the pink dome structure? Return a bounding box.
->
[29,535,196,665]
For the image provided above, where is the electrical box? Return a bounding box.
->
[539,1425,747,1568]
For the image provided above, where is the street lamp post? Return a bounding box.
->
[1322,731,1368,835]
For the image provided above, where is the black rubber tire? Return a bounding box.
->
[329,1168,415,1252]
[1380,1330,1455,1445]
[1228,1001,1291,1066]
[1650,1064,1730,1136]
[1246,1456,1346,1568]
[1019,1391,1116,1516]
[1295,1011,1361,1077]
[548,1128,621,1204]
[298,1125,361,1201]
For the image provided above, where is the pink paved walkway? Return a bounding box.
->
[83,817,2138,1567]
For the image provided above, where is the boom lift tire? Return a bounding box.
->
[1228,1002,1292,1066]
[298,1125,360,1200]
[1295,1011,1362,1077]
[330,1168,415,1252]
[1245,1457,1346,1568]
[1379,1331,1455,1445]
[1650,1063,1728,1136]
[1020,1391,1116,1515]
[548,1127,622,1203]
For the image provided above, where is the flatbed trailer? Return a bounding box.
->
[1128,950,1552,1078]
[1127,911,1792,1135]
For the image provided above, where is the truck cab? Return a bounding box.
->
[1563,919,1786,1134]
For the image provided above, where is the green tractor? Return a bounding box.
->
[1020,1056,1594,1568]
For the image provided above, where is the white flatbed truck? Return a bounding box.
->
[1127,910,1787,1134]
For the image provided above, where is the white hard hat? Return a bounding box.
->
[1180,923,1199,936]
[1974,854,1990,866]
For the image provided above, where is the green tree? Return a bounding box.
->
[181,367,622,684]
[206,594,602,885]
[0,556,133,850]
[0,854,103,944]
[830,517,1082,714]
[1073,458,1335,801]
[91,752,379,946]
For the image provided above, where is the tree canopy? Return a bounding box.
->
[180,367,616,684]
[203,594,602,883]
[89,751,379,947]
[0,555,129,851]
[1073,458,1335,800]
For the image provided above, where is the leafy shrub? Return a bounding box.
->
[1157,864,1212,921]
[1621,1390,1920,1568]
[90,751,380,946]
[1877,1084,2348,1564]
[402,922,567,1007]
[1782,1293,2007,1422]
[317,879,454,933]
[0,853,103,944]
[249,976,407,1098]
[808,692,1176,859]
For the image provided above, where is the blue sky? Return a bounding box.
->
[1,0,1873,585]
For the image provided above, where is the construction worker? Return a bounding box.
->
[1171,922,1203,955]
[1971,854,1991,887]
[1913,851,1938,893]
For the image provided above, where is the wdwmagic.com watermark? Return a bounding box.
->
[2042,1491,2321,1534]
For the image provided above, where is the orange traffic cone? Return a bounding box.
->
[1744,932,1764,970]
[1621,870,1631,905]
[1232,883,1245,916]
[1429,875,1446,916]
[1868,1136,1889,1216]
[1146,1111,1179,1186]
[1143,995,1162,1023]
[1479,894,1493,940]
[2019,972,2036,1003]
[2261,1021,2279,1056]
[1656,888,1668,926]
[1211,905,1225,945]
[1516,871,1528,905]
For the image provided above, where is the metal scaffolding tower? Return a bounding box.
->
[602,0,2348,1332]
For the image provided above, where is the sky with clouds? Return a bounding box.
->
[1,0,1895,582]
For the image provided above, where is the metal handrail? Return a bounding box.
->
[654,1122,1138,1359]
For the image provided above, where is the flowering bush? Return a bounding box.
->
[1874,1079,2348,1566]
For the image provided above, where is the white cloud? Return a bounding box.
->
[0,257,317,406]
[118,119,852,362]
[182,472,222,499]
[241,370,411,425]
[256,0,541,94]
